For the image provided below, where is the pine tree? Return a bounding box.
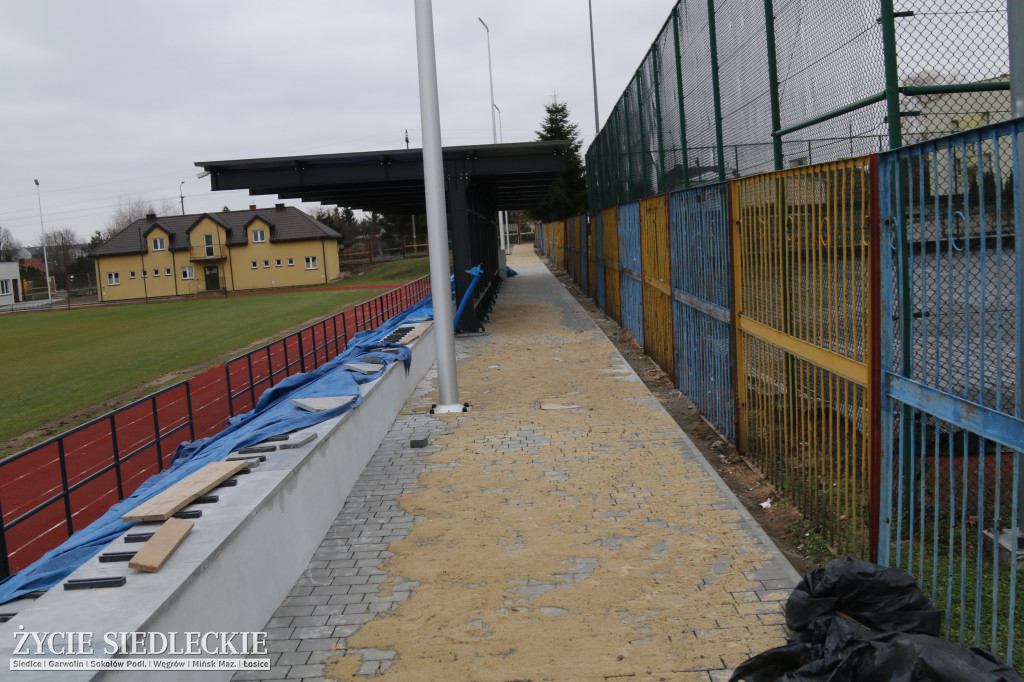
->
[531,97,587,222]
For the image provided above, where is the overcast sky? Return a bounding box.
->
[0,1,674,246]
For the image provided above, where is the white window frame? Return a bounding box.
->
[251,261,258,269]
[287,258,294,266]
[129,271,136,279]
[165,267,172,277]
[0,280,10,296]
[107,272,120,286]
[151,237,166,251]
[252,229,266,244]
[305,256,318,270]
[263,259,270,268]
[181,266,195,280]
[275,259,282,267]
[153,268,160,277]
[141,269,148,278]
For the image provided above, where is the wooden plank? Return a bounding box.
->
[398,320,432,345]
[128,518,194,573]
[121,460,248,523]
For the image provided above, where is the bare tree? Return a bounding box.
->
[100,197,181,240]
[42,228,82,274]
[0,225,22,262]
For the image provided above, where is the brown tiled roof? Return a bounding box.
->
[90,206,338,257]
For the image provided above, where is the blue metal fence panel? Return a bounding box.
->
[596,212,606,310]
[618,201,644,345]
[580,215,589,292]
[879,117,1022,666]
[669,183,735,440]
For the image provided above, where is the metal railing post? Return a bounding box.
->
[110,414,124,499]
[763,0,784,170]
[57,439,73,536]
[151,396,164,471]
[672,7,691,187]
[707,0,726,181]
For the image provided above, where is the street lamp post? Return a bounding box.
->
[32,179,53,305]
[180,181,186,214]
[478,17,508,255]
[494,104,511,254]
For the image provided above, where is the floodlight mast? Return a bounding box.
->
[415,0,461,413]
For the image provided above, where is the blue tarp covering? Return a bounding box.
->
[0,297,434,604]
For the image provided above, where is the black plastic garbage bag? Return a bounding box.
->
[729,556,1023,682]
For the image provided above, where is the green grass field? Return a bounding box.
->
[0,257,431,455]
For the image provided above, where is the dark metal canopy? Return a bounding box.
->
[195,141,567,215]
[195,141,566,334]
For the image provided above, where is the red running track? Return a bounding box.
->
[0,278,431,577]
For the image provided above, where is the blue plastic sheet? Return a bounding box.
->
[0,297,434,604]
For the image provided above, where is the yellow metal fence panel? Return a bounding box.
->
[732,157,875,557]
[602,206,621,324]
[550,219,566,272]
[640,195,674,381]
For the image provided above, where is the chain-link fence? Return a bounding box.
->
[586,0,1010,212]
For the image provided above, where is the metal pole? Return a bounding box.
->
[479,17,505,259]
[416,0,461,412]
[1010,0,1024,539]
[763,0,784,170]
[706,0,727,181]
[671,8,691,187]
[179,181,185,214]
[33,179,53,304]
[589,0,600,135]
[495,103,509,254]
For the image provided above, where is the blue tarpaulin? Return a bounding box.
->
[0,297,434,605]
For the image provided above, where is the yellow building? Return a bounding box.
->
[91,205,341,302]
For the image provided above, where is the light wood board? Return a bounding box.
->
[128,518,194,573]
[121,460,248,523]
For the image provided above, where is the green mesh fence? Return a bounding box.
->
[586,0,1010,212]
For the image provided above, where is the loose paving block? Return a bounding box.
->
[292,396,357,413]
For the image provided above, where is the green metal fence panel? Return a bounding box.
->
[585,0,1009,212]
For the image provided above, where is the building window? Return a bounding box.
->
[107,272,120,286]
[151,237,166,251]
[181,266,195,280]
[153,269,160,277]
[0,280,10,296]
[275,259,282,267]
[129,271,136,279]
[251,261,258,269]
[287,258,294,266]
[305,256,318,270]
[165,268,172,276]
[141,270,148,278]
[252,229,266,243]
[263,259,270,268]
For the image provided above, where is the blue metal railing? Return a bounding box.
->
[879,117,1022,664]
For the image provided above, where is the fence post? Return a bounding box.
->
[57,438,73,537]
[671,7,690,188]
[652,44,666,193]
[636,71,649,197]
[110,414,124,499]
[706,0,726,181]
[763,0,784,170]
[185,381,195,443]
[225,363,234,417]
[151,395,164,471]
[0,497,8,580]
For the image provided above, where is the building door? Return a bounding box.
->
[204,266,220,290]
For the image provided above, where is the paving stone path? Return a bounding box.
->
[234,248,801,682]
